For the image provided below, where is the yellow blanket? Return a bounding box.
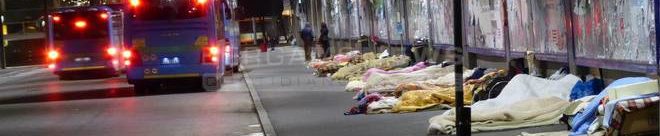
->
[392,85,476,113]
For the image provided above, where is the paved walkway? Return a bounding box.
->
[243,46,567,136]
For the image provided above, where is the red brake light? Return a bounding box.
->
[74,20,87,29]
[130,0,140,7]
[107,47,118,55]
[209,47,220,55]
[204,47,220,63]
[52,16,61,22]
[100,13,109,19]
[48,50,59,60]
[122,50,133,59]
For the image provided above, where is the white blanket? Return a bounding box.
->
[363,65,455,93]
[428,74,581,134]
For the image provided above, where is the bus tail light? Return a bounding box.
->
[99,13,109,20]
[48,50,60,60]
[203,46,220,63]
[129,0,140,7]
[107,47,118,56]
[74,20,87,29]
[122,50,133,59]
[52,16,61,22]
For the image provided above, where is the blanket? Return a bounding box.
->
[429,97,569,135]
[331,55,410,81]
[363,65,455,93]
[428,74,581,134]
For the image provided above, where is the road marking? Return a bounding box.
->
[242,64,277,136]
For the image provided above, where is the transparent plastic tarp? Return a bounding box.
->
[465,0,505,50]
[430,0,454,45]
[507,0,569,54]
[387,0,405,41]
[572,0,656,64]
[407,0,430,40]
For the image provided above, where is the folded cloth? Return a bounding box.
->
[429,97,570,134]
[428,74,581,134]
[570,77,652,136]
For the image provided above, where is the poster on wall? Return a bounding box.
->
[573,0,656,64]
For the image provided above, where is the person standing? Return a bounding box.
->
[301,24,314,61]
[320,23,330,58]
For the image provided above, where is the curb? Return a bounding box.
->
[241,65,277,136]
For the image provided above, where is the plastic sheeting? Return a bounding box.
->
[430,0,454,45]
[572,0,656,64]
[465,0,506,50]
[507,0,569,54]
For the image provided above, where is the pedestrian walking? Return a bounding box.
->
[320,23,330,58]
[301,24,314,62]
[270,36,277,51]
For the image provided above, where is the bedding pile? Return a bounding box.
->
[307,51,377,77]
[428,74,581,134]
[331,55,410,81]
[362,65,465,93]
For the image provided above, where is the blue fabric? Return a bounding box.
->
[466,68,487,81]
[570,78,605,101]
[569,77,652,136]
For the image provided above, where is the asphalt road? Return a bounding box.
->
[0,65,262,136]
[243,46,566,136]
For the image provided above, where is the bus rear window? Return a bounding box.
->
[132,0,208,21]
[52,11,109,40]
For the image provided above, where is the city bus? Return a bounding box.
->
[123,0,228,93]
[46,6,125,80]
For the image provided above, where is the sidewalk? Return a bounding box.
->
[241,46,566,136]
